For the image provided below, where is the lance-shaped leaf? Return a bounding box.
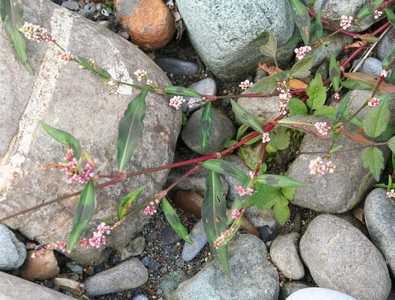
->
[162,197,194,245]
[255,174,305,188]
[341,79,373,91]
[306,73,326,111]
[117,87,148,172]
[259,31,277,65]
[250,76,278,94]
[385,8,395,28]
[1,0,33,74]
[200,159,249,183]
[333,91,351,122]
[40,121,82,159]
[202,171,229,275]
[231,99,263,134]
[343,72,395,94]
[239,146,260,171]
[118,185,147,219]
[341,129,372,145]
[164,86,202,98]
[67,180,95,252]
[357,0,383,20]
[290,0,310,46]
[278,115,333,139]
[77,56,110,80]
[289,56,315,79]
[315,9,323,41]
[363,98,389,139]
[200,102,212,154]
[361,147,384,181]
[329,53,340,91]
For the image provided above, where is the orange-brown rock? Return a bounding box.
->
[115,0,175,51]
[20,250,60,281]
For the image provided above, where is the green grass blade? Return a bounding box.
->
[67,180,95,252]
[117,87,148,172]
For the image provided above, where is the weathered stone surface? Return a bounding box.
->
[287,287,356,300]
[20,250,59,281]
[0,271,74,299]
[270,232,304,280]
[0,0,181,265]
[287,90,389,213]
[115,0,175,50]
[279,281,313,300]
[84,258,148,296]
[169,234,279,300]
[176,0,294,81]
[181,219,207,262]
[365,188,395,277]
[0,225,26,270]
[300,214,391,300]
[181,107,235,155]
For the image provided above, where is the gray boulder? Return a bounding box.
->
[287,287,356,300]
[364,188,395,277]
[300,214,391,300]
[0,225,26,270]
[169,234,279,300]
[0,0,181,265]
[176,0,295,81]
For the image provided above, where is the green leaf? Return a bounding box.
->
[40,121,82,159]
[259,32,277,61]
[375,124,395,142]
[273,201,290,226]
[385,8,395,28]
[363,98,389,139]
[288,97,308,116]
[357,35,380,43]
[382,46,395,71]
[361,147,384,181]
[118,185,147,219]
[281,186,296,200]
[250,76,278,94]
[202,171,229,275]
[238,146,260,171]
[200,159,249,183]
[254,174,305,188]
[244,133,262,145]
[200,102,212,154]
[67,180,95,252]
[285,26,302,47]
[162,197,194,245]
[306,73,326,110]
[231,99,263,134]
[289,56,315,79]
[315,9,323,41]
[278,115,333,139]
[329,54,340,91]
[333,91,351,122]
[268,127,290,151]
[77,56,110,80]
[236,124,249,141]
[388,136,395,153]
[357,0,383,20]
[0,0,33,74]
[340,80,373,90]
[329,144,343,154]
[117,88,148,172]
[290,0,310,46]
[163,86,202,98]
[313,105,336,119]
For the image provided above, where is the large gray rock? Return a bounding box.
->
[287,287,356,300]
[302,0,376,32]
[176,0,295,81]
[84,258,148,296]
[378,27,395,61]
[0,0,181,265]
[169,234,279,300]
[0,271,74,299]
[364,188,395,277]
[300,214,391,300]
[0,225,26,270]
[287,90,389,213]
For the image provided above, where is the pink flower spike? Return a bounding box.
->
[380,69,388,78]
[262,132,271,144]
[246,188,253,195]
[333,92,340,100]
[237,186,246,197]
[232,209,241,219]
[374,10,383,19]
[309,156,326,177]
[239,79,253,91]
[169,95,185,110]
[294,46,312,60]
[368,97,379,108]
[340,15,353,30]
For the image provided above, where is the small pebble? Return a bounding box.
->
[161,225,182,246]
[155,58,199,76]
[182,219,207,262]
[83,2,96,13]
[147,260,159,271]
[132,294,149,300]
[66,262,84,275]
[61,0,80,11]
